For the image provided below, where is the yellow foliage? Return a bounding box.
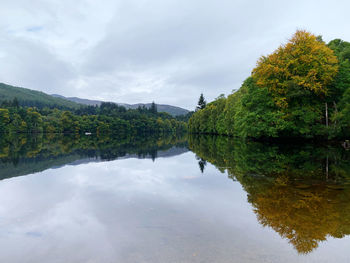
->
[252,30,338,108]
[252,180,345,254]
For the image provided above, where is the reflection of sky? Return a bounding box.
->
[0,152,349,263]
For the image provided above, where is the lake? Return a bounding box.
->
[0,134,349,263]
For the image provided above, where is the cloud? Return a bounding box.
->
[0,34,75,93]
[0,0,350,109]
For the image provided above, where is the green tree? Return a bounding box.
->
[26,108,43,133]
[150,102,157,114]
[234,78,288,138]
[9,113,27,133]
[0,109,10,133]
[196,93,206,111]
[60,111,76,133]
[327,39,350,137]
[333,88,350,136]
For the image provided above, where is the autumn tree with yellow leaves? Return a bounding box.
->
[189,30,350,139]
[253,30,338,108]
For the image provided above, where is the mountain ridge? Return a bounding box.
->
[0,83,81,109]
[0,83,189,116]
[51,94,190,116]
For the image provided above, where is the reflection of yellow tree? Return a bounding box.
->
[0,134,27,158]
[0,146,9,158]
[188,134,350,254]
[247,178,350,253]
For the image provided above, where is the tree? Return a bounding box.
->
[26,108,43,133]
[0,109,10,133]
[222,90,242,136]
[334,88,350,136]
[327,39,350,137]
[60,111,76,133]
[234,78,289,138]
[150,102,157,114]
[196,93,206,111]
[12,98,19,108]
[253,30,338,109]
[9,113,27,133]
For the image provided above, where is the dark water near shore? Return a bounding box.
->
[0,134,350,262]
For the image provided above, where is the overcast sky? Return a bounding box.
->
[1,0,350,110]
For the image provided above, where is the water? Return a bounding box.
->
[0,134,349,263]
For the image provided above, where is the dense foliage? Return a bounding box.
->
[189,31,350,139]
[0,101,187,135]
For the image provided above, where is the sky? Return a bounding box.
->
[0,0,350,110]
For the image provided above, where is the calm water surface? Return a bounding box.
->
[0,134,349,262]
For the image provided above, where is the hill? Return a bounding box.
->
[0,83,80,109]
[51,94,190,116]
[51,94,103,106]
[0,83,189,116]
[126,103,189,116]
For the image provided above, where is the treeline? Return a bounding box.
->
[0,101,187,135]
[189,31,350,139]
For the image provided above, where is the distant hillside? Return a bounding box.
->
[0,83,80,109]
[127,103,189,116]
[51,94,103,106]
[52,94,190,116]
[0,83,189,116]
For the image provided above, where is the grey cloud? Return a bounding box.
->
[0,34,75,94]
[83,0,289,73]
[1,0,350,109]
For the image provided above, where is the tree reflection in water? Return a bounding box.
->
[0,133,188,180]
[2,133,350,254]
[189,135,350,254]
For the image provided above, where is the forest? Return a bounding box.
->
[0,100,187,135]
[189,31,350,139]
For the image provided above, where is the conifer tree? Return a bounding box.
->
[150,102,157,114]
[196,93,206,111]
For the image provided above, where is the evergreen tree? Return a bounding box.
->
[196,93,206,111]
[12,98,19,108]
[150,102,157,114]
